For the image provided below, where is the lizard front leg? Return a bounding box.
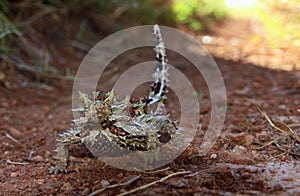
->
[49,129,81,174]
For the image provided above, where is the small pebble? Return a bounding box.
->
[43,106,51,114]
[210,154,217,159]
[31,155,43,162]
[167,179,188,188]
[62,182,73,191]
[81,188,90,195]
[8,127,21,138]
[101,180,109,188]
[36,179,44,185]
[232,145,247,154]
[10,172,18,177]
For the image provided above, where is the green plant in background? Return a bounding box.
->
[172,0,228,31]
[0,0,20,53]
[0,1,61,89]
[0,0,19,87]
[0,0,10,13]
[257,0,300,45]
[54,0,227,30]
[0,0,231,88]
[94,0,175,25]
[50,0,175,26]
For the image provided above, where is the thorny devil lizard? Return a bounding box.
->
[49,25,180,174]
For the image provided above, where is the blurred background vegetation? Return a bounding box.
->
[0,0,299,89]
[257,0,300,46]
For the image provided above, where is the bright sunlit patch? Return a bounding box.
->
[225,0,256,8]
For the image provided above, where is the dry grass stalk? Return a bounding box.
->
[117,171,190,196]
[257,108,300,157]
[89,175,141,196]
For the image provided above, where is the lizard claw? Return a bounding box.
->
[49,163,68,174]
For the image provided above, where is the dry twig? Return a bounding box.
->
[89,175,141,196]
[6,160,29,165]
[5,133,20,144]
[117,171,190,196]
[133,167,170,174]
[257,108,300,157]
